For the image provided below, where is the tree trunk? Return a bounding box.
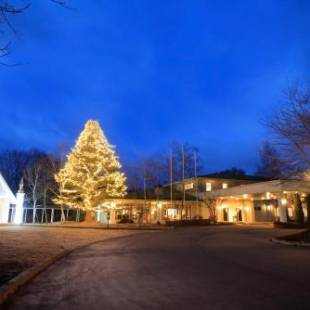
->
[32,201,36,223]
[84,210,96,223]
[43,188,48,223]
[61,207,66,222]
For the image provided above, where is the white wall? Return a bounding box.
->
[0,198,10,223]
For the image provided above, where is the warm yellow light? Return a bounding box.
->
[157,203,162,209]
[281,198,287,205]
[244,207,250,212]
[243,194,248,199]
[266,192,271,199]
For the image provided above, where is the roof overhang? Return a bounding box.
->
[199,179,310,200]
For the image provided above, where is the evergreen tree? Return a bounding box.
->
[305,194,310,228]
[293,193,304,224]
[54,120,127,210]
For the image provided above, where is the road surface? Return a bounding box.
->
[4,225,310,310]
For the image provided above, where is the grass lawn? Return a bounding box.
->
[0,225,139,286]
[278,229,310,243]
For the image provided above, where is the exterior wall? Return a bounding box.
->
[253,200,278,222]
[178,177,261,196]
[95,200,209,224]
[200,206,210,220]
[0,198,10,223]
[216,199,255,223]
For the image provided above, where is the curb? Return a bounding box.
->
[0,233,143,307]
[0,250,70,307]
[270,238,310,248]
[18,224,175,231]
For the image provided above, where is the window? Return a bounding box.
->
[184,183,194,190]
[222,183,228,189]
[167,209,177,218]
[206,182,212,191]
[288,208,293,217]
[254,206,261,211]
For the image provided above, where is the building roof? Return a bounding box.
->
[201,179,310,199]
[198,173,273,182]
[0,173,17,203]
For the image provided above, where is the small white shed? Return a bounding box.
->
[0,173,17,223]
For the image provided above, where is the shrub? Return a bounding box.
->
[118,214,134,224]
[305,194,310,228]
[294,193,304,224]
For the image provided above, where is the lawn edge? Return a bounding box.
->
[0,232,143,306]
[270,229,310,248]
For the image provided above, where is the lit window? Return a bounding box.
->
[288,208,293,217]
[167,209,177,218]
[184,183,194,190]
[222,183,228,189]
[206,182,212,191]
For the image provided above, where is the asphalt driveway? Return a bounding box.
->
[4,225,310,310]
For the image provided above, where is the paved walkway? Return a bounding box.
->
[4,226,310,310]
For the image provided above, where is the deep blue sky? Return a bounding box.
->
[0,0,309,173]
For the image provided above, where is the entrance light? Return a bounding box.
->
[281,198,287,205]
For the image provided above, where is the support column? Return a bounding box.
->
[110,209,116,224]
[14,180,25,224]
[278,198,288,223]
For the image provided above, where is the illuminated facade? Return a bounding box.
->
[172,175,310,224]
[202,179,310,223]
[94,198,208,224]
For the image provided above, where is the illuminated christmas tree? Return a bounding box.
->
[54,120,127,211]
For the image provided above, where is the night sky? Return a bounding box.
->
[0,0,309,173]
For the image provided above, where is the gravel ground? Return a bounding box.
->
[4,225,310,310]
[0,225,139,286]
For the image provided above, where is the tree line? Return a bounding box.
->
[0,146,67,210]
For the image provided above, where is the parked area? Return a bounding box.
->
[4,225,310,310]
[0,225,139,286]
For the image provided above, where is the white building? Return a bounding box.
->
[0,173,17,223]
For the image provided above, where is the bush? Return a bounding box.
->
[273,221,308,229]
[118,214,134,224]
[305,194,310,227]
[165,219,211,226]
[294,193,304,224]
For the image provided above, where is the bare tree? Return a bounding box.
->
[170,142,203,181]
[256,141,284,178]
[125,142,203,193]
[0,0,68,65]
[47,149,68,222]
[0,149,36,192]
[203,198,217,223]
[24,159,43,222]
[267,84,310,177]
[123,161,144,193]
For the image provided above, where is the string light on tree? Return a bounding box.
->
[54,120,127,212]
